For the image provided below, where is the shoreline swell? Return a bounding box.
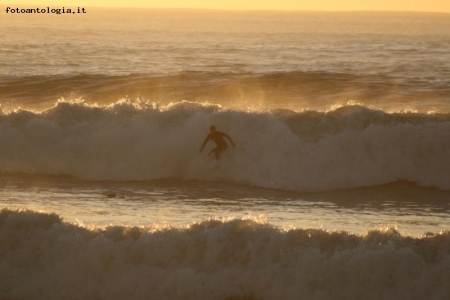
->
[1,209,449,300]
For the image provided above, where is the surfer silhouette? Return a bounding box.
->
[199,126,235,160]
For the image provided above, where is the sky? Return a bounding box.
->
[3,0,450,13]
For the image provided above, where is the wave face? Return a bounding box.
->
[1,209,450,300]
[2,71,450,112]
[1,100,450,192]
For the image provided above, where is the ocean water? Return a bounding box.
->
[1,8,450,300]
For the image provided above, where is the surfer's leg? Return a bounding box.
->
[209,144,227,160]
[214,145,227,160]
[208,147,216,155]
[209,147,218,160]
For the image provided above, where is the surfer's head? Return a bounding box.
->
[210,126,216,132]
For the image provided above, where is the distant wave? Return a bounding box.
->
[1,100,449,192]
[1,209,449,300]
[2,71,449,111]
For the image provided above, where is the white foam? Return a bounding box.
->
[1,209,449,300]
[1,100,449,192]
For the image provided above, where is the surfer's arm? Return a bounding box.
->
[224,134,235,147]
[199,135,210,153]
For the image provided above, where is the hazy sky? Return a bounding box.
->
[3,0,450,12]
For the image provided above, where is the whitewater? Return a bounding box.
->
[1,99,450,192]
[1,208,450,300]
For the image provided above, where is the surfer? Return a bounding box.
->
[199,126,235,160]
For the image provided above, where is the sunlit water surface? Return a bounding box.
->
[1,174,449,236]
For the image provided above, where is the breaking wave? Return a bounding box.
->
[1,100,450,192]
[2,71,449,112]
[1,209,449,300]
